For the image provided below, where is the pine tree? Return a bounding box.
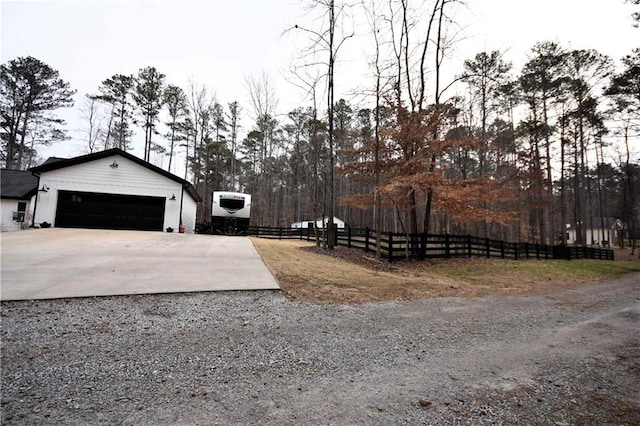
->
[95,74,135,151]
[133,66,166,162]
[0,56,75,169]
[163,84,188,173]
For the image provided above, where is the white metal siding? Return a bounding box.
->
[1,198,34,231]
[181,192,197,233]
[33,155,182,230]
[567,228,614,245]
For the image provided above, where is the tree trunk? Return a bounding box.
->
[326,0,336,249]
[559,113,568,245]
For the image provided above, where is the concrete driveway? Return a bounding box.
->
[0,228,279,301]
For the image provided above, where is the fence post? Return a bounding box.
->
[467,235,472,258]
[500,240,505,259]
[408,233,415,260]
[445,234,451,258]
[514,242,519,260]
[535,243,540,259]
[347,225,352,248]
[425,233,430,259]
[485,238,490,258]
[365,227,370,253]
[388,232,393,262]
[525,242,529,259]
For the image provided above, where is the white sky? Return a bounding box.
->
[1,0,638,165]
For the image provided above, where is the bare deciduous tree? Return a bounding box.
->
[79,94,103,154]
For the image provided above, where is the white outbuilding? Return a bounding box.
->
[29,148,201,233]
[291,216,345,229]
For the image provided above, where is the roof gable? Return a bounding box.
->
[30,149,202,202]
[0,169,38,199]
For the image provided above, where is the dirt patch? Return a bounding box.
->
[252,238,640,304]
[614,246,640,262]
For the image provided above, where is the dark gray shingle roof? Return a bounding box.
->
[0,169,38,199]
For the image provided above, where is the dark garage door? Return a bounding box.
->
[55,191,165,231]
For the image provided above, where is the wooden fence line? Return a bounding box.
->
[195,223,614,262]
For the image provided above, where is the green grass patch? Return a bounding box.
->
[427,258,640,287]
[540,259,640,279]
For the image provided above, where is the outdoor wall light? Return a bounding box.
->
[39,185,49,192]
[109,160,119,168]
[169,194,177,201]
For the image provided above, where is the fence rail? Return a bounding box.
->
[196,223,614,262]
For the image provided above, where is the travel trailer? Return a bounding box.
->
[211,191,251,235]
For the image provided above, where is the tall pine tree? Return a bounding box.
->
[0,56,75,169]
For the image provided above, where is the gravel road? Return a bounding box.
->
[2,273,639,425]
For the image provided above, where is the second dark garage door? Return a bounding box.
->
[55,190,166,231]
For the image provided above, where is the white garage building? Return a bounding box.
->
[30,148,201,233]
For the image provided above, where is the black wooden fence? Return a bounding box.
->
[196,224,614,262]
[331,227,614,261]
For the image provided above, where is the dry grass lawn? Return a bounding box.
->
[251,238,640,304]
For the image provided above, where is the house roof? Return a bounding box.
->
[0,169,38,200]
[41,157,68,166]
[29,148,202,202]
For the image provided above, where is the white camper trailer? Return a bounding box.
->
[211,191,251,234]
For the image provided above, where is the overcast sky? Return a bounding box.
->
[1,0,638,164]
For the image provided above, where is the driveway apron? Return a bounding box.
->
[0,229,279,300]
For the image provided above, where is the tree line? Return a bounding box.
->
[1,0,638,252]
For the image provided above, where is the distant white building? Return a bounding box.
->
[291,216,345,229]
[566,219,624,246]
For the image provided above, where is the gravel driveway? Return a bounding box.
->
[2,273,639,425]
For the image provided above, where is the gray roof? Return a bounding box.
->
[0,169,38,200]
[40,157,68,166]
